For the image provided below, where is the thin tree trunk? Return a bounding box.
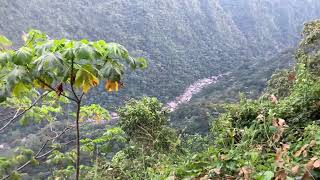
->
[70,56,82,180]
[75,101,81,180]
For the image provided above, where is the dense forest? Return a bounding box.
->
[1,0,320,179]
[2,0,320,104]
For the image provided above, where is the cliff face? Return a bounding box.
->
[1,0,320,103]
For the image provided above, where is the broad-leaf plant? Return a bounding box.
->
[0,30,147,179]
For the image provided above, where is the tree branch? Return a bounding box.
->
[37,78,78,102]
[136,124,154,139]
[70,58,80,102]
[1,127,73,180]
[0,108,21,123]
[0,91,50,132]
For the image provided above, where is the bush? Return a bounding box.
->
[118,97,179,152]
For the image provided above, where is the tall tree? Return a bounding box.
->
[0,30,147,179]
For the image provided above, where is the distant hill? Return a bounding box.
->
[1,0,319,105]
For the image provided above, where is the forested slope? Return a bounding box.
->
[1,0,320,105]
[85,19,320,180]
[1,1,320,179]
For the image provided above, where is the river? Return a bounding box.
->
[95,73,228,124]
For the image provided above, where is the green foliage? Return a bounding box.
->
[225,94,264,128]
[264,69,295,98]
[79,104,111,123]
[102,20,320,179]
[0,30,147,179]
[0,35,12,50]
[300,20,320,48]
[81,127,126,155]
[2,8,320,180]
[118,97,179,152]
[77,97,181,180]
[0,29,147,102]
[47,150,76,165]
[0,148,38,178]
[0,157,13,176]
[3,0,317,106]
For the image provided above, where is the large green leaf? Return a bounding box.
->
[106,43,128,59]
[24,29,48,48]
[33,52,65,76]
[105,43,147,70]
[13,47,33,65]
[100,61,123,81]
[6,66,29,84]
[256,171,274,180]
[35,40,54,55]
[92,40,108,57]
[0,52,12,66]
[121,56,147,69]
[62,48,75,60]
[74,42,95,60]
[5,66,31,96]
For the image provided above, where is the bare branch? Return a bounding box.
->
[0,108,21,122]
[0,91,50,132]
[1,127,73,180]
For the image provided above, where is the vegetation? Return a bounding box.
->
[1,0,320,105]
[2,0,318,139]
[118,97,179,153]
[67,20,320,179]
[1,2,320,180]
[0,30,146,179]
[134,20,320,179]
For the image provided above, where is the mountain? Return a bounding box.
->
[1,0,320,106]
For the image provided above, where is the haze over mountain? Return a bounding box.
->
[1,0,320,105]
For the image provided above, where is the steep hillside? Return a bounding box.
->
[171,48,296,134]
[219,0,320,55]
[1,0,320,105]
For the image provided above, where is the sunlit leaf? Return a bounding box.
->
[62,48,75,60]
[12,82,31,96]
[82,82,91,93]
[75,68,99,93]
[100,62,123,81]
[0,35,12,47]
